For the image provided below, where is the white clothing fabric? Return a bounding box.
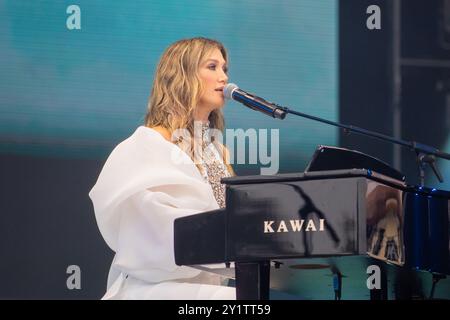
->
[89,126,235,300]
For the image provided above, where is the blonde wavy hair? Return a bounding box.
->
[144,37,234,174]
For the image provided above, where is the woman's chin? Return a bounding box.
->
[211,103,225,111]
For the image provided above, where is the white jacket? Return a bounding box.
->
[89,126,235,299]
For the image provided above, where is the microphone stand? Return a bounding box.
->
[273,105,450,186]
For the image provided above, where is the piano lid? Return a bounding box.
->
[222,168,406,190]
[305,145,406,182]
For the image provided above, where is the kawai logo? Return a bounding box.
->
[264,219,325,233]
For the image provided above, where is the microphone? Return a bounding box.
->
[223,83,287,119]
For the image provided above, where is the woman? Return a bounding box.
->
[89,37,236,299]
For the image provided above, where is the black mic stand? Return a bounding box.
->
[272,104,450,186]
[416,152,443,186]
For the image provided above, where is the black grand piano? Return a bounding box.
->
[174,146,450,300]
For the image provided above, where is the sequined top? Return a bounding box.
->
[198,122,232,208]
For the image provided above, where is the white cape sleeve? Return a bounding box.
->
[89,126,220,284]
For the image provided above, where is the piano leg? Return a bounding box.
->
[235,261,270,300]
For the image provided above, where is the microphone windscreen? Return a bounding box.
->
[223,83,239,100]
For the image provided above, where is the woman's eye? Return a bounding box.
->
[207,64,227,74]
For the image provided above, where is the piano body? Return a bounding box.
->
[174,147,450,300]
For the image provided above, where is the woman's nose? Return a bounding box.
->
[220,71,228,83]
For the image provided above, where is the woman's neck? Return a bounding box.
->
[194,109,211,124]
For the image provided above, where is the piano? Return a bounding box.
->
[174,147,450,300]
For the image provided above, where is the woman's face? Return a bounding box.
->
[197,48,229,113]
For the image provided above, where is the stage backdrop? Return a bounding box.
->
[0,0,338,174]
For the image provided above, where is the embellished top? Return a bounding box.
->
[198,122,232,208]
